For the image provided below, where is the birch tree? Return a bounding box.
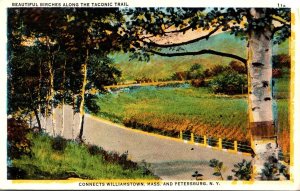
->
[8,8,122,141]
[64,8,123,141]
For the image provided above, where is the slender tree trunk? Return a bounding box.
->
[45,36,56,137]
[27,87,42,131]
[44,37,52,134]
[248,9,278,180]
[49,55,56,136]
[38,58,42,128]
[38,59,46,129]
[72,95,76,140]
[33,107,42,131]
[60,58,66,137]
[77,49,89,141]
[44,97,48,132]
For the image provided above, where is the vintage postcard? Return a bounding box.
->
[0,0,299,190]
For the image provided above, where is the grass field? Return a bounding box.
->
[11,133,157,179]
[96,74,290,155]
[97,85,249,142]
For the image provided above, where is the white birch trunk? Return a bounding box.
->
[60,59,66,137]
[38,58,42,130]
[50,56,56,136]
[248,8,279,180]
[71,96,76,140]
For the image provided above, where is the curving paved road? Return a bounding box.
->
[41,105,251,180]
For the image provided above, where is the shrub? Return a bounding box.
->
[189,63,202,71]
[231,159,252,180]
[209,71,247,95]
[272,54,290,69]
[272,68,282,78]
[191,79,205,87]
[210,65,231,76]
[135,77,153,83]
[261,156,290,180]
[87,144,140,171]
[229,60,247,74]
[188,63,205,80]
[204,69,213,77]
[7,118,32,159]
[51,136,68,152]
[171,71,189,81]
[209,159,225,180]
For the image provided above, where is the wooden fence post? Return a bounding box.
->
[218,138,222,150]
[191,133,194,143]
[203,135,207,146]
[234,141,238,152]
[180,131,183,140]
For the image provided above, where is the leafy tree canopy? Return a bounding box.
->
[118,8,290,62]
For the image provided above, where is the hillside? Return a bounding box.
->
[109,32,289,82]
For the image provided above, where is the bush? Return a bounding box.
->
[204,69,213,77]
[210,65,231,76]
[171,71,189,81]
[51,136,68,152]
[191,79,205,87]
[209,71,247,95]
[272,68,282,78]
[87,144,139,170]
[187,63,205,80]
[7,118,32,159]
[135,77,153,83]
[272,54,290,69]
[231,159,252,180]
[229,60,246,74]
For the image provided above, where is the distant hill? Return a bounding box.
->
[110,32,289,82]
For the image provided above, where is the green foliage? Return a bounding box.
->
[51,136,68,152]
[169,63,207,87]
[261,156,290,180]
[209,159,252,181]
[273,54,290,69]
[209,159,225,180]
[8,9,123,134]
[188,63,205,78]
[209,71,247,95]
[11,133,157,179]
[231,159,252,180]
[229,60,246,74]
[192,171,203,180]
[88,54,121,89]
[121,8,290,64]
[7,118,32,160]
[210,65,231,77]
[87,145,140,171]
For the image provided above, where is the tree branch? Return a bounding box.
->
[148,49,247,64]
[138,24,194,41]
[271,15,290,25]
[145,25,222,48]
[163,24,194,34]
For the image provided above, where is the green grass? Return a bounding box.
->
[12,133,157,180]
[274,71,290,99]
[97,85,249,141]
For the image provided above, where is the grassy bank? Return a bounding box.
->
[10,133,157,180]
